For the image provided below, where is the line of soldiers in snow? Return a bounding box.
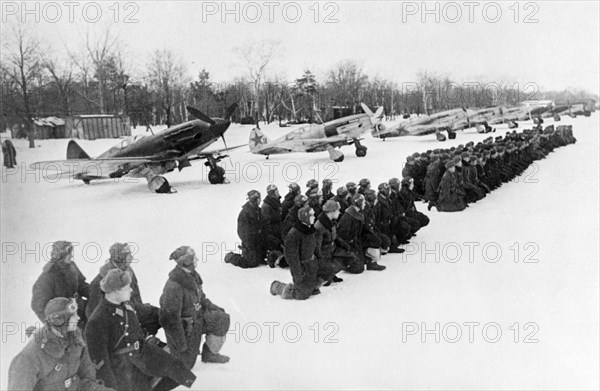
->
[8,241,230,391]
[224,177,430,300]
[400,124,577,212]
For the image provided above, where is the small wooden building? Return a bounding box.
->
[32,117,66,139]
[65,115,131,140]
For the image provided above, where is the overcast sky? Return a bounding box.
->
[3,1,599,93]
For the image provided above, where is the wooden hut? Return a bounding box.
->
[65,115,131,140]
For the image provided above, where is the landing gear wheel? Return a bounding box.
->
[333,155,345,162]
[355,146,367,157]
[208,166,226,184]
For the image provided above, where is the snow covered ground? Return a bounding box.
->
[1,114,598,389]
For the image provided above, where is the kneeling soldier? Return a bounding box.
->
[8,297,114,391]
[86,269,196,391]
[160,246,231,369]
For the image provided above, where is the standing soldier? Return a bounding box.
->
[160,246,231,369]
[271,206,320,300]
[261,185,284,267]
[31,241,90,327]
[86,243,161,337]
[8,298,114,391]
[86,269,196,391]
[2,139,17,168]
[227,190,264,268]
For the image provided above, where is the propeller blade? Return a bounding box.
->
[223,103,238,120]
[186,106,215,125]
[360,102,374,116]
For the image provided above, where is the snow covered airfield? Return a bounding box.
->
[1,114,598,389]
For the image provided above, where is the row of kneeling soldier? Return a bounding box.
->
[8,241,230,391]
[398,125,576,212]
[224,177,430,300]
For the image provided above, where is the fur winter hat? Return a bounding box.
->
[297,206,314,225]
[336,186,348,197]
[288,182,300,192]
[109,243,132,265]
[322,179,333,188]
[359,178,370,188]
[50,241,73,262]
[169,245,197,267]
[266,184,278,195]
[306,179,318,189]
[45,297,77,326]
[322,200,340,212]
[293,194,308,207]
[100,268,132,293]
[445,159,456,169]
[247,190,261,202]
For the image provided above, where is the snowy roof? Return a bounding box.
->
[33,117,65,127]
[75,114,116,118]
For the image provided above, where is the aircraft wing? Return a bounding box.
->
[29,157,168,179]
[195,143,246,157]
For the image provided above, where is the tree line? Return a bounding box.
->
[1,23,597,148]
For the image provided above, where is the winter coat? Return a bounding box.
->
[424,160,443,202]
[237,202,261,246]
[280,191,297,220]
[31,262,90,322]
[314,213,336,262]
[373,193,393,236]
[436,170,467,212]
[284,222,319,295]
[261,196,283,245]
[159,266,221,369]
[337,206,365,250]
[399,187,417,212]
[281,206,300,239]
[85,298,147,391]
[2,139,17,168]
[8,327,104,391]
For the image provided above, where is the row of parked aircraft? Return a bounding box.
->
[30,101,590,192]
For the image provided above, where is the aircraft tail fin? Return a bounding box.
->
[67,140,91,160]
[249,127,269,153]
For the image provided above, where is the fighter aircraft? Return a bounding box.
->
[249,103,383,162]
[371,108,477,141]
[30,104,241,193]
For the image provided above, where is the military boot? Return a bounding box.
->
[270,280,285,296]
[201,343,230,364]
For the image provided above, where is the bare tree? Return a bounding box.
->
[327,60,368,113]
[42,53,75,116]
[0,23,42,148]
[234,39,280,125]
[147,49,188,126]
